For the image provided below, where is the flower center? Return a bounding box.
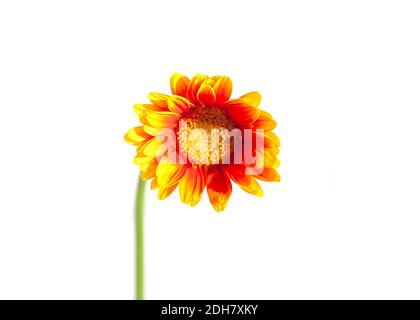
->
[178,106,234,165]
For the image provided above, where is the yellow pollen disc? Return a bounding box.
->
[178,106,234,165]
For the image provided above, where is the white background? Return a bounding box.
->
[1,0,420,299]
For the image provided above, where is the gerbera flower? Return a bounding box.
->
[125,73,280,212]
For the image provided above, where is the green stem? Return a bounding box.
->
[135,178,146,300]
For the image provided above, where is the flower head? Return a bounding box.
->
[125,73,280,212]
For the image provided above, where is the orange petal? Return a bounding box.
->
[142,137,166,158]
[124,126,150,145]
[263,149,280,168]
[256,167,281,182]
[254,110,276,130]
[146,111,179,129]
[263,131,281,149]
[202,78,216,87]
[151,178,158,189]
[134,152,151,165]
[197,85,216,106]
[143,125,160,136]
[253,130,280,152]
[213,76,232,106]
[206,166,232,212]
[148,92,169,109]
[178,165,206,206]
[135,157,157,181]
[170,73,190,97]
[141,162,157,180]
[187,74,208,104]
[138,111,169,136]
[243,148,279,174]
[156,158,186,188]
[137,112,149,125]
[135,140,149,158]
[158,183,178,200]
[134,103,166,115]
[240,91,261,108]
[225,99,261,127]
[167,95,193,114]
[225,165,264,197]
[132,138,155,163]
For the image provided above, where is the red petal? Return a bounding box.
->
[225,99,261,128]
[186,74,208,105]
[197,85,216,106]
[240,91,261,108]
[213,76,232,106]
[225,164,263,197]
[168,95,193,114]
[206,166,232,212]
[178,165,207,206]
[254,110,276,130]
[255,167,281,182]
[170,73,190,97]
